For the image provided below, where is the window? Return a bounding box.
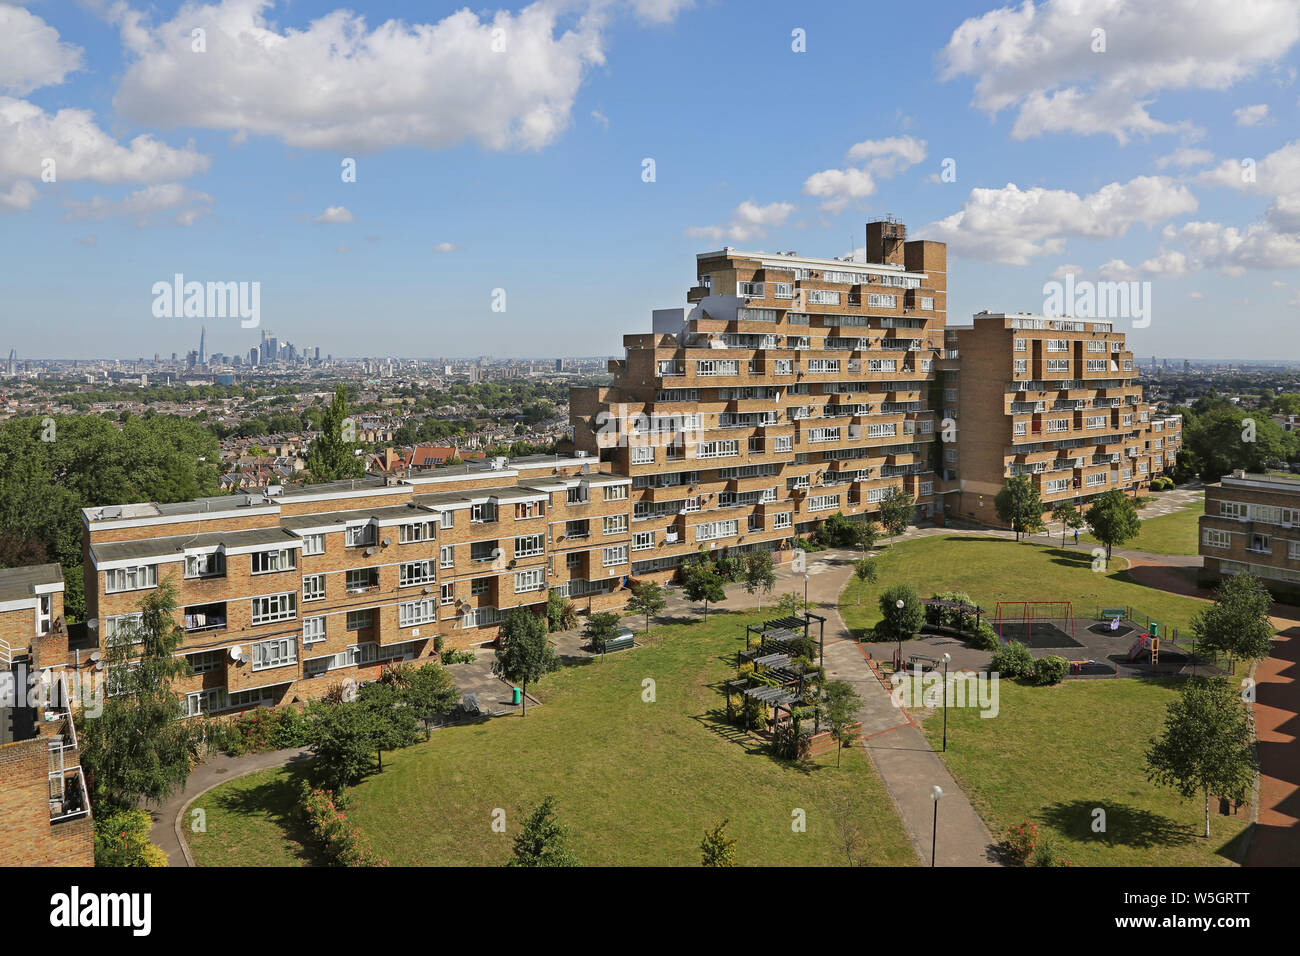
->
[602,514,628,535]
[345,524,376,547]
[439,511,454,529]
[185,552,225,578]
[440,582,455,605]
[1046,339,1069,352]
[632,530,655,551]
[774,512,793,530]
[1249,533,1271,554]
[866,293,896,308]
[696,440,739,459]
[604,484,629,501]
[105,564,157,594]
[346,609,373,631]
[188,650,224,675]
[251,593,296,625]
[440,545,454,568]
[104,613,143,645]
[1014,338,1026,351]
[399,598,436,627]
[515,534,544,558]
[773,435,794,453]
[301,533,325,556]
[602,545,628,567]
[303,616,326,644]
[514,500,545,519]
[772,282,793,299]
[398,522,434,544]
[515,568,545,593]
[808,494,839,512]
[695,519,738,542]
[1202,529,1231,549]
[470,502,496,523]
[470,541,500,563]
[1045,419,1069,433]
[462,606,501,629]
[772,359,794,376]
[1085,472,1107,487]
[302,573,326,601]
[1013,359,1027,374]
[399,560,435,587]
[696,359,739,377]
[252,548,297,574]
[566,551,583,569]
[345,568,379,593]
[252,637,297,671]
[631,445,655,465]
[564,519,590,539]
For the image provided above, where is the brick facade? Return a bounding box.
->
[1199,472,1300,597]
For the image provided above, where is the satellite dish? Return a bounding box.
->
[364,547,375,556]
[88,651,102,662]
[240,652,251,664]
[86,619,99,631]
[381,537,391,547]
[229,645,243,661]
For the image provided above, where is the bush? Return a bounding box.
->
[1000,821,1038,865]
[93,809,169,867]
[989,640,1035,679]
[1035,655,1069,685]
[714,555,745,583]
[440,648,475,665]
[204,706,312,756]
[546,590,579,632]
[299,781,388,866]
[970,621,1001,652]
[1030,838,1073,867]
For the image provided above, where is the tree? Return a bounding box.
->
[584,611,622,653]
[820,681,861,767]
[995,476,1043,542]
[855,520,879,552]
[877,583,923,651]
[386,662,459,739]
[357,681,420,772]
[545,589,579,632]
[700,819,737,867]
[1084,488,1141,559]
[305,385,364,483]
[493,609,558,716]
[878,488,914,541]
[1192,570,1276,665]
[743,550,776,610]
[306,698,376,790]
[1146,677,1256,838]
[78,582,197,812]
[853,556,879,604]
[682,561,727,616]
[1050,501,1083,546]
[627,580,666,634]
[509,795,578,866]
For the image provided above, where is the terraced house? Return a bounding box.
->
[27,218,1179,719]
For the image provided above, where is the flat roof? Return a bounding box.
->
[0,564,63,602]
[91,527,300,564]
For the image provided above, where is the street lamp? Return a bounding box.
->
[803,573,811,611]
[941,652,952,752]
[895,598,906,669]
[930,785,944,867]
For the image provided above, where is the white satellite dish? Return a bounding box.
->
[88,650,102,662]
[229,645,243,661]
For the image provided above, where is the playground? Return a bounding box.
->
[992,602,1224,679]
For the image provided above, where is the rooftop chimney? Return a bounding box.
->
[866,218,906,266]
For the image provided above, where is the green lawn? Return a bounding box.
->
[1078,499,1205,556]
[188,608,915,867]
[841,534,1208,638]
[911,679,1248,866]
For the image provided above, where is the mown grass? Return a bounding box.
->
[1079,498,1205,556]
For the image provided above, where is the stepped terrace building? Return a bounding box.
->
[940,312,1179,525]
[570,219,947,583]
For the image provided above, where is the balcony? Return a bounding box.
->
[183,602,227,633]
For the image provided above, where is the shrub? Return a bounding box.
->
[546,590,579,632]
[93,809,169,867]
[1000,821,1038,865]
[970,621,1001,652]
[1030,838,1072,867]
[440,648,476,665]
[714,555,745,582]
[1035,655,1069,685]
[299,781,388,867]
[989,640,1035,679]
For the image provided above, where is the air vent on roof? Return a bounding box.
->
[265,485,283,497]
[101,507,122,520]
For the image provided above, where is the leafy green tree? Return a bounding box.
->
[1146,677,1257,838]
[93,809,168,867]
[626,581,666,634]
[545,590,579,632]
[683,561,727,616]
[1183,404,1294,480]
[1084,488,1141,559]
[700,819,737,867]
[995,476,1044,542]
[877,583,923,649]
[743,550,776,610]
[509,795,578,866]
[1051,501,1083,546]
[493,609,558,716]
[306,698,377,790]
[357,681,420,772]
[853,556,879,604]
[305,385,364,483]
[584,611,622,653]
[820,680,861,767]
[1192,570,1276,664]
[855,520,879,552]
[78,581,197,811]
[382,662,459,738]
[878,488,914,541]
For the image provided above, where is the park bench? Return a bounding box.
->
[600,630,635,653]
[1100,607,1126,622]
[906,654,940,672]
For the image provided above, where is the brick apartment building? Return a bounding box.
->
[15,218,1179,722]
[0,564,93,866]
[1199,471,1300,597]
[942,311,1182,524]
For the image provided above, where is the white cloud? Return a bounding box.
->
[940,0,1300,142]
[1050,263,1083,278]
[1097,259,1139,281]
[1160,219,1300,273]
[314,205,355,224]
[63,183,214,227]
[1153,146,1214,169]
[112,0,610,153]
[0,4,83,95]
[1137,249,1191,276]
[590,109,609,129]
[686,200,794,243]
[1234,103,1271,126]
[625,0,694,24]
[916,176,1198,265]
[0,179,37,214]
[803,136,926,213]
[432,241,456,253]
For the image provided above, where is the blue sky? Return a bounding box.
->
[2,0,1299,361]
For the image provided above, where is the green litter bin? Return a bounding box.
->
[512,687,522,705]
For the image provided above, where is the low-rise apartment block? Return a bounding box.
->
[1199,471,1300,599]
